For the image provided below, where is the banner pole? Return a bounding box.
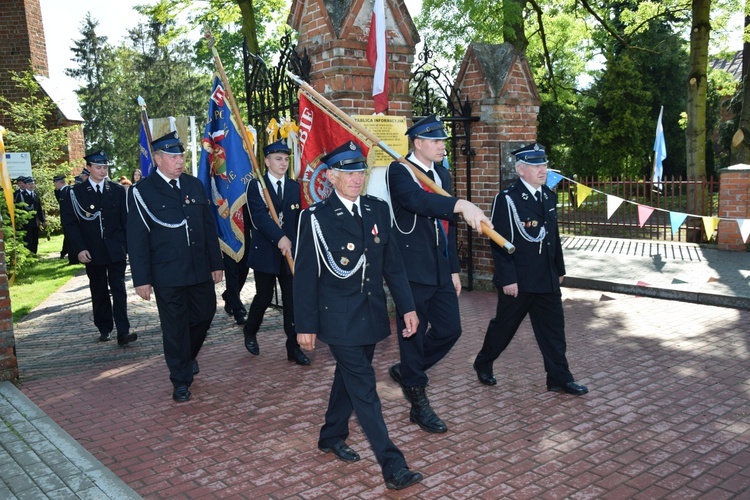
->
[287,71,514,254]
[205,28,294,272]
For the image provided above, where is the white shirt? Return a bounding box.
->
[334,191,361,217]
[407,152,443,189]
[88,179,105,192]
[156,169,179,189]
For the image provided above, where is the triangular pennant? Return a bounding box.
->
[606,195,624,219]
[738,219,750,243]
[702,216,720,240]
[576,184,592,208]
[669,212,688,235]
[546,171,563,189]
[637,205,655,227]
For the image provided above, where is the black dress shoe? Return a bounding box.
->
[385,468,424,490]
[117,333,138,346]
[172,385,191,402]
[473,362,496,386]
[288,347,311,366]
[244,335,259,355]
[318,441,360,463]
[99,331,111,342]
[388,363,403,387]
[548,381,589,396]
[234,310,247,325]
[192,359,200,375]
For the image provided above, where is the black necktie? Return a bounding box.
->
[535,190,543,208]
[95,184,101,194]
[276,180,283,200]
[169,179,180,195]
[352,203,362,226]
[426,170,435,182]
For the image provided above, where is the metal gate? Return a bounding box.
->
[411,46,480,290]
[243,32,310,153]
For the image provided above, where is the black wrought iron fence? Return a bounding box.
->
[556,176,719,242]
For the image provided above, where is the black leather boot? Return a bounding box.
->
[403,386,447,433]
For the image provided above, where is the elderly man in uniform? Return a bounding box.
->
[127,131,224,402]
[386,115,491,434]
[242,139,308,365]
[62,151,135,345]
[295,141,424,491]
[472,143,588,396]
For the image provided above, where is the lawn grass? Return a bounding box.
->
[9,234,84,323]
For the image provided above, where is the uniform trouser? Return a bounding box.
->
[474,289,573,386]
[85,260,129,336]
[319,343,407,480]
[154,280,217,389]
[243,270,298,353]
[395,280,462,387]
[24,226,39,254]
[221,252,249,313]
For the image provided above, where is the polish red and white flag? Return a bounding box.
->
[366,0,388,113]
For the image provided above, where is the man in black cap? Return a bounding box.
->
[61,151,135,345]
[295,140,423,491]
[386,115,491,434]
[242,139,308,365]
[127,131,224,402]
[14,175,45,254]
[53,175,71,260]
[472,143,588,396]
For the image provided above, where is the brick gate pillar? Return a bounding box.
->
[288,0,419,116]
[0,225,18,382]
[717,164,750,251]
[454,43,542,289]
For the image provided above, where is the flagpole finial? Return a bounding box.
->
[204,25,215,49]
[137,96,146,108]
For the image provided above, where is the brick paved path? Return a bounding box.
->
[14,269,750,498]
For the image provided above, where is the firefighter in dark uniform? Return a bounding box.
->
[385,115,491,434]
[472,143,588,395]
[242,139,308,365]
[61,151,135,345]
[15,176,45,254]
[127,131,224,403]
[294,141,424,491]
[53,174,72,260]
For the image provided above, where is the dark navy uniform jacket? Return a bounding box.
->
[245,174,300,275]
[294,194,415,346]
[62,180,127,265]
[386,157,459,287]
[14,189,45,228]
[126,172,223,288]
[490,179,566,293]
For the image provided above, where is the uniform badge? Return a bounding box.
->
[521,193,529,200]
[340,256,349,266]
[346,243,355,251]
[372,224,380,244]
[185,199,191,204]
[90,204,95,210]
[309,206,316,212]
[532,220,538,227]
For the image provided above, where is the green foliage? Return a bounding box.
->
[0,70,75,276]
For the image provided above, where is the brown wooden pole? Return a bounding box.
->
[287,71,515,254]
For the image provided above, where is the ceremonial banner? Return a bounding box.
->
[653,106,666,187]
[366,0,388,113]
[0,127,15,232]
[298,92,370,207]
[197,75,253,261]
[138,121,154,177]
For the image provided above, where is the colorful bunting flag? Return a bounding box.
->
[546,170,563,189]
[197,75,253,262]
[606,195,624,219]
[739,219,750,243]
[669,212,688,235]
[576,184,592,207]
[702,216,720,241]
[637,205,655,227]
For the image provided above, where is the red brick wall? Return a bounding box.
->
[717,165,750,251]
[290,0,417,116]
[0,0,49,129]
[454,47,541,288]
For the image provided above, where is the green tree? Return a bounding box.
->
[0,71,74,275]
